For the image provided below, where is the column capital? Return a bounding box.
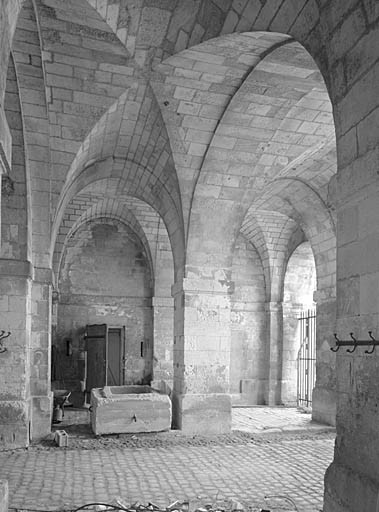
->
[0,259,53,284]
[171,276,235,298]
[0,258,32,278]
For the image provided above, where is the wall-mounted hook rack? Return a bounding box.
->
[0,330,11,353]
[331,331,379,354]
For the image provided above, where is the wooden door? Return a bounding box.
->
[86,324,107,395]
[107,328,123,386]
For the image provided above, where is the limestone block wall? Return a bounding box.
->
[0,261,32,448]
[55,219,154,400]
[230,233,267,405]
[2,54,28,261]
[323,4,379,511]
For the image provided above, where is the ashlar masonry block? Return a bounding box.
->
[0,400,29,448]
[173,392,231,434]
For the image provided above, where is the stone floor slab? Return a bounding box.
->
[232,406,334,434]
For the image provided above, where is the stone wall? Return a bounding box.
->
[0,261,32,448]
[55,219,154,402]
[230,233,267,405]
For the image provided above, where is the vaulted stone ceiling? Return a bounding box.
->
[6,0,337,288]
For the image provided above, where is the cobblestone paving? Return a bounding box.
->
[0,408,336,512]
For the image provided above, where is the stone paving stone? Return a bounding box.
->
[0,437,333,512]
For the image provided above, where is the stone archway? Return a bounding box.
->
[282,241,316,406]
[165,34,337,432]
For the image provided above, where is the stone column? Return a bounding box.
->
[0,258,32,448]
[323,152,379,510]
[266,301,284,405]
[171,277,232,434]
[29,267,53,440]
[311,290,337,426]
[151,296,174,392]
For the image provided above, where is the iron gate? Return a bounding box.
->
[297,309,316,408]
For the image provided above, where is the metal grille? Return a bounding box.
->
[297,309,316,408]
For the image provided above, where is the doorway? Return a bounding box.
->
[85,324,124,398]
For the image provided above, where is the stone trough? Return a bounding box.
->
[90,385,172,435]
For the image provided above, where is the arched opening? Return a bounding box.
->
[282,241,316,406]
[54,217,154,406]
[230,233,266,405]
[156,31,337,431]
[51,186,177,409]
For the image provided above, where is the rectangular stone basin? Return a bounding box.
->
[90,385,172,435]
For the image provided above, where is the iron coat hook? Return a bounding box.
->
[346,333,358,353]
[331,333,341,352]
[331,331,379,354]
[366,331,377,354]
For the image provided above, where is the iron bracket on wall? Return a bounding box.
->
[0,330,11,353]
[331,332,379,354]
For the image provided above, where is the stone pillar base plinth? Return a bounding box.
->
[0,400,29,448]
[324,462,379,512]
[172,393,231,434]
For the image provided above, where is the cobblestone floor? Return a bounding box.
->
[0,408,336,512]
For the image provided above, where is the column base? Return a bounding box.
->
[172,393,231,434]
[324,461,379,512]
[0,400,29,448]
[312,386,336,426]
